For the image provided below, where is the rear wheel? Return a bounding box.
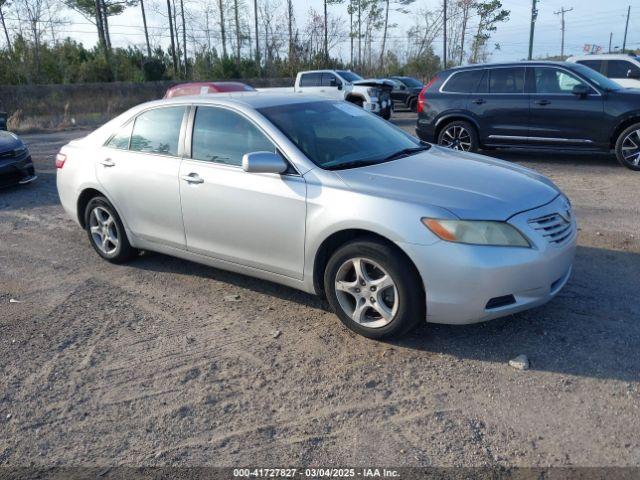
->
[408,97,418,112]
[84,196,138,263]
[437,120,479,152]
[615,123,640,170]
[324,238,424,339]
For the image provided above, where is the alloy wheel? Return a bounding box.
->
[621,129,640,167]
[89,206,119,255]
[440,125,472,151]
[334,257,399,329]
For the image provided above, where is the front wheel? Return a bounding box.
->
[324,239,424,339]
[615,123,640,170]
[437,120,479,152]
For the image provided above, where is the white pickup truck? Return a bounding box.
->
[260,70,394,119]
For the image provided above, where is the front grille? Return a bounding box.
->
[528,213,573,245]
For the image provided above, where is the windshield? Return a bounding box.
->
[397,77,423,88]
[258,101,426,170]
[571,63,622,91]
[335,70,363,83]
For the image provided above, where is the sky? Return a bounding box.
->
[5,0,637,63]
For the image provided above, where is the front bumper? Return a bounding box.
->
[399,197,577,325]
[0,154,36,188]
[364,96,392,116]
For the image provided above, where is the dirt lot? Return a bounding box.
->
[1,112,639,468]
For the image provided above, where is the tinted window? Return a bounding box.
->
[321,73,340,87]
[442,70,483,93]
[259,101,422,170]
[489,68,525,94]
[106,121,133,150]
[570,63,621,91]
[191,107,275,166]
[396,77,423,88]
[130,107,185,156]
[534,67,590,94]
[300,73,322,87]
[607,60,640,78]
[335,70,363,82]
[577,60,604,73]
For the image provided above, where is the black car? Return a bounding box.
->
[0,130,36,188]
[416,61,640,170]
[388,76,424,112]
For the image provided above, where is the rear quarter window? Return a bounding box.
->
[442,70,484,93]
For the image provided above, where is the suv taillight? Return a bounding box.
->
[55,153,66,169]
[417,75,438,113]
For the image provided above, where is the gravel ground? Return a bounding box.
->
[1,112,639,468]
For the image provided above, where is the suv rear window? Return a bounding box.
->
[577,60,604,73]
[442,70,483,93]
[607,60,640,78]
[488,67,525,94]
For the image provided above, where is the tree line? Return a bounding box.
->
[0,0,510,85]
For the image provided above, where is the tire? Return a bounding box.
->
[349,97,364,108]
[323,238,424,339]
[614,123,640,171]
[408,97,418,112]
[437,120,479,152]
[381,109,392,120]
[84,196,138,263]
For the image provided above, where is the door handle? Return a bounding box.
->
[99,158,115,167]
[472,98,486,105]
[181,173,204,184]
[535,99,551,106]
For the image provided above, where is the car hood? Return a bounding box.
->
[0,131,22,154]
[335,146,560,221]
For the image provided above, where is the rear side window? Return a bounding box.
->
[442,70,483,93]
[489,68,525,94]
[130,107,185,156]
[300,73,322,87]
[607,60,640,78]
[577,60,604,73]
[191,107,276,166]
[106,121,133,150]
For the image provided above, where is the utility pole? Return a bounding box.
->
[554,6,572,59]
[443,0,447,69]
[528,0,538,60]
[254,0,260,70]
[609,32,613,53]
[622,5,630,53]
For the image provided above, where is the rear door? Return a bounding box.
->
[465,67,530,144]
[605,59,640,88]
[528,66,604,146]
[97,106,187,248]
[296,72,324,96]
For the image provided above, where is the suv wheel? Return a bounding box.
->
[437,120,479,152]
[615,123,640,170]
[84,196,138,263]
[408,97,418,112]
[324,238,424,339]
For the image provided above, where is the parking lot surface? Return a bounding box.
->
[1,112,639,467]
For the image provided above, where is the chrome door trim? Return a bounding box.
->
[487,135,594,144]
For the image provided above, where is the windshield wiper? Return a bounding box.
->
[380,145,430,162]
[324,159,383,171]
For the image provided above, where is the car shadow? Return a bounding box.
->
[0,170,60,209]
[134,244,639,382]
[481,148,618,168]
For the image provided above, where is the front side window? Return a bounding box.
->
[489,67,525,94]
[442,70,483,93]
[129,106,185,156]
[191,107,275,166]
[534,67,590,94]
[259,101,423,170]
[335,70,363,83]
[106,121,134,150]
[300,73,322,87]
[321,73,340,87]
[607,60,640,78]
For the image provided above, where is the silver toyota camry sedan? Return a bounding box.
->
[56,94,576,339]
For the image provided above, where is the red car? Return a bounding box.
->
[164,82,255,98]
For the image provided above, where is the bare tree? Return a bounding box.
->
[12,0,59,79]
[469,0,509,64]
[0,0,12,53]
[218,0,227,57]
[140,0,151,57]
[379,0,415,70]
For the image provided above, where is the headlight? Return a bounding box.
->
[367,87,380,98]
[422,218,530,247]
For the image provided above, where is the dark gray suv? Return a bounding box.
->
[415,61,640,171]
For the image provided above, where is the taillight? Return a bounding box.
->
[417,75,439,113]
[55,153,66,169]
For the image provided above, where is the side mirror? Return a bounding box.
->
[571,84,590,97]
[627,69,640,79]
[242,151,288,174]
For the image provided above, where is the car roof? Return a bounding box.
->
[142,92,330,110]
[444,60,574,73]
[567,54,639,60]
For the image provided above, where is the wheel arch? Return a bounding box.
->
[434,114,481,142]
[345,93,366,105]
[312,228,425,299]
[610,114,640,149]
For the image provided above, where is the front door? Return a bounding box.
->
[466,66,530,145]
[528,66,604,146]
[96,106,187,248]
[179,106,307,279]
